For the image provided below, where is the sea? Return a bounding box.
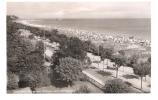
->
[26,18,151,41]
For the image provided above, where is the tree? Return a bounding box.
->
[83,40,92,52]
[147,56,151,77]
[7,16,49,90]
[104,48,114,68]
[17,41,46,89]
[118,50,127,72]
[98,46,114,70]
[8,40,44,74]
[83,40,98,54]
[52,57,83,87]
[111,55,125,78]
[148,56,151,64]
[99,45,106,69]
[128,55,139,68]
[118,50,125,56]
[59,37,86,61]
[7,37,34,73]
[18,67,51,93]
[82,56,92,69]
[133,62,151,89]
[35,41,44,54]
[85,56,92,65]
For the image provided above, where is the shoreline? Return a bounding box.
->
[15,19,151,46]
[15,20,50,29]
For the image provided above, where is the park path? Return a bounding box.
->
[83,68,143,93]
[90,60,150,93]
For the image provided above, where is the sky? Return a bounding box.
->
[7,2,151,19]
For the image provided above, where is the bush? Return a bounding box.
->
[18,73,37,88]
[74,85,91,93]
[124,81,132,86]
[38,69,51,87]
[123,74,139,79]
[107,66,116,70]
[93,61,101,63]
[84,56,92,65]
[18,68,51,89]
[79,73,88,81]
[7,72,19,90]
[90,66,96,69]
[103,79,130,93]
[28,34,34,39]
[97,70,112,76]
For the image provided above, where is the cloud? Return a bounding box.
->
[77,7,93,12]
[7,2,150,19]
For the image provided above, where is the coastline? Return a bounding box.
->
[15,20,49,29]
[15,19,151,47]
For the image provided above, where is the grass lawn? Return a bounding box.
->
[123,74,139,79]
[35,81,103,93]
[97,70,112,76]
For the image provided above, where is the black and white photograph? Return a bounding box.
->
[6,1,151,94]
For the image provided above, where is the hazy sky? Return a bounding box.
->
[7,2,151,19]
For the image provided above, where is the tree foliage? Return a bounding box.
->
[148,56,151,64]
[99,46,113,60]
[7,72,19,90]
[133,62,151,89]
[111,55,126,78]
[133,62,151,77]
[127,55,139,68]
[51,57,83,87]
[83,40,98,55]
[58,37,86,61]
[7,15,49,89]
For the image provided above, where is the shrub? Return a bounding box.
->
[7,72,19,90]
[28,34,34,39]
[74,85,91,93]
[93,61,101,63]
[18,73,37,88]
[124,81,132,86]
[97,70,112,76]
[84,56,92,65]
[79,73,88,81]
[107,66,116,70]
[103,79,130,93]
[90,66,96,69]
[38,69,51,87]
[148,84,151,87]
[123,74,139,79]
[18,68,51,89]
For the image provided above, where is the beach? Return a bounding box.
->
[16,19,151,52]
[25,19,150,40]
